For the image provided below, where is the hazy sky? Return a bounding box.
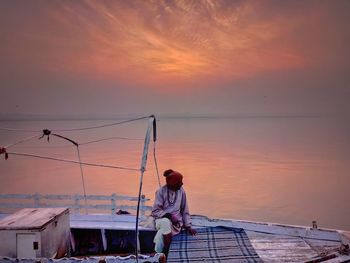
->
[0,0,349,117]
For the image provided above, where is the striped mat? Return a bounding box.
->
[167,226,262,262]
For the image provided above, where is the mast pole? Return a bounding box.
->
[135,115,156,261]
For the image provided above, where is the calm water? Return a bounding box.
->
[0,116,349,230]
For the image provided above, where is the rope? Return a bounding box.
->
[52,116,150,132]
[0,115,150,133]
[151,116,161,187]
[0,127,41,132]
[5,135,40,149]
[13,136,143,149]
[6,151,140,171]
[153,141,161,188]
[76,146,88,214]
[40,130,89,214]
[80,136,143,145]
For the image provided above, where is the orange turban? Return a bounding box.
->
[166,171,183,187]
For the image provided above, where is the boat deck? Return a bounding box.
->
[1,213,349,262]
[192,215,350,262]
[69,214,350,262]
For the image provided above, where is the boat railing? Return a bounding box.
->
[0,193,152,215]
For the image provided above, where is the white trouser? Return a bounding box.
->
[153,218,172,253]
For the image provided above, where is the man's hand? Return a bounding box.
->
[187,227,197,236]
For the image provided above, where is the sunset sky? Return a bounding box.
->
[1,0,349,117]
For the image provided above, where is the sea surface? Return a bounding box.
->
[0,116,349,230]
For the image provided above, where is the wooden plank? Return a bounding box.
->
[0,193,152,214]
[192,215,343,242]
[0,193,150,201]
[70,214,154,231]
[247,231,319,262]
[322,254,350,263]
[0,203,151,211]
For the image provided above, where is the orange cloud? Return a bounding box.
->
[2,0,335,88]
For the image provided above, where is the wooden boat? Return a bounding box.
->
[69,212,350,262]
[0,194,349,262]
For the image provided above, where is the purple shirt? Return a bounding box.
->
[151,185,192,233]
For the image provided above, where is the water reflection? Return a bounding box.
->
[0,117,349,230]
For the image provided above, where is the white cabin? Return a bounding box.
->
[0,208,70,259]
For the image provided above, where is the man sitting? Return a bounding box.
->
[151,169,197,254]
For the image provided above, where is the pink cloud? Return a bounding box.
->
[1,0,349,90]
